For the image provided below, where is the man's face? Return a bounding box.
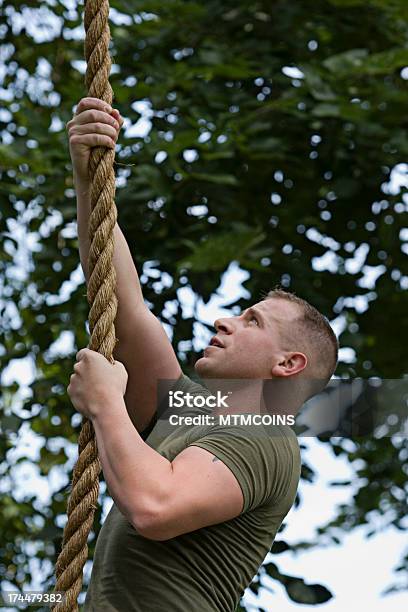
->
[194,298,300,379]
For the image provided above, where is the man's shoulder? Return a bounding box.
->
[173,371,211,395]
[156,371,212,420]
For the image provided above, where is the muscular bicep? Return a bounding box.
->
[140,445,244,541]
[114,307,182,432]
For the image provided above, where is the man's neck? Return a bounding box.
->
[203,378,302,417]
[204,379,264,416]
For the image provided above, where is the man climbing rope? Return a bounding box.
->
[66,97,338,611]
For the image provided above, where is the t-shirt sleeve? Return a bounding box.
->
[142,372,209,444]
[188,424,296,514]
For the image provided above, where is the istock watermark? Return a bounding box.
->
[169,389,232,409]
[159,377,300,431]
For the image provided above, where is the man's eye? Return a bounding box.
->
[250,317,259,326]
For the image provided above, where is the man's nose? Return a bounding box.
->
[214,318,234,334]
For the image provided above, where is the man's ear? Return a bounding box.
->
[271,352,307,377]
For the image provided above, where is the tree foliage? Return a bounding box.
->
[1,0,407,607]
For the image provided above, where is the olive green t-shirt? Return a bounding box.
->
[84,373,301,611]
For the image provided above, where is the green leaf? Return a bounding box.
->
[301,65,337,101]
[177,226,265,272]
[187,172,239,186]
[323,49,369,74]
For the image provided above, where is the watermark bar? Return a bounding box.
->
[155,377,408,439]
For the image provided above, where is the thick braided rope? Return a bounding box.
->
[53,1,117,610]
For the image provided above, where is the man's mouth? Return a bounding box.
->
[209,336,224,349]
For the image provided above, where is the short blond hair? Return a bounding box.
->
[263,287,339,395]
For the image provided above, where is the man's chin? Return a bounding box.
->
[194,356,218,378]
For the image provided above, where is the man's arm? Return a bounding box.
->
[142,445,244,541]
[91,397,244,540]
[69,97,182,433]
[76,182,182,433]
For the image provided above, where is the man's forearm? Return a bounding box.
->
[91,396,173,530]
[75,174,146,331]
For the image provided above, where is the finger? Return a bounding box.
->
[76,348,99,361]
[75,349,88,361]
[73,362,81,373]
[75,97,112,116]
[73,109,119,130]
[69,122,118,140]
[69,133,116,150]
[111,109,124,126]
